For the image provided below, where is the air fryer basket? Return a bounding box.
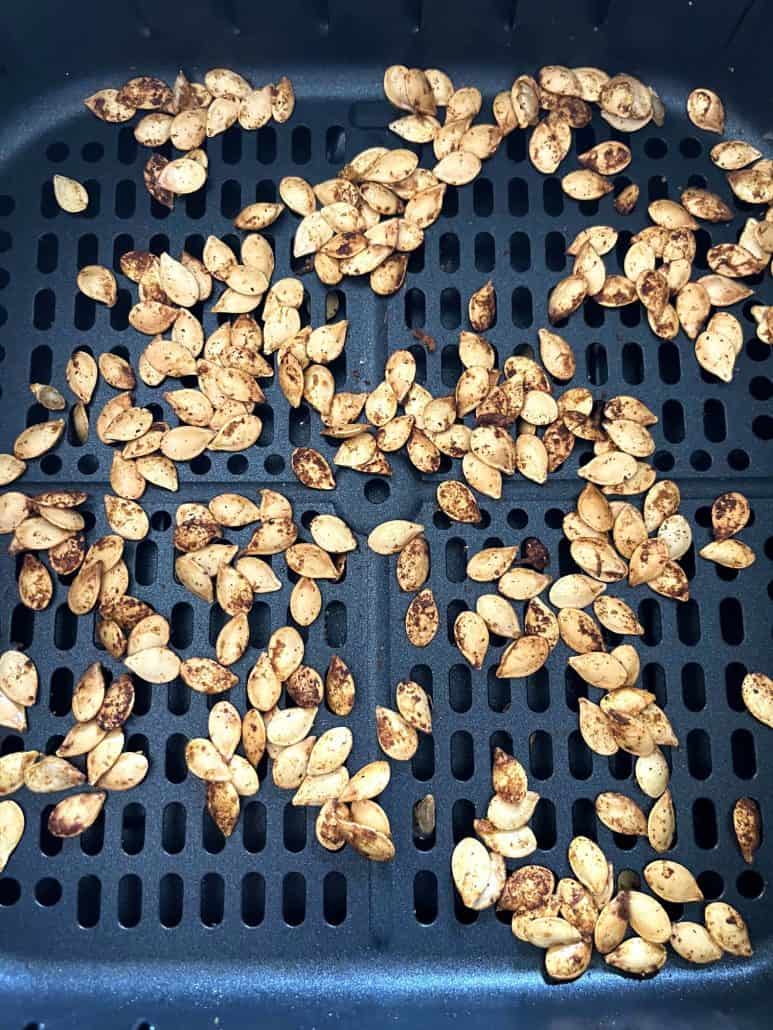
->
[0,1,770,1026]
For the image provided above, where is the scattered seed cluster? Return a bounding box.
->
[0,62,769,983]
[452,751,754,979]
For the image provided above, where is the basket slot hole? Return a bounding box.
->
[442,186,458,219]
[134,538,158,585]
[638,598,662,646]
[166,675,189,716]
[509,231,530,273]
[586,342,607,385]
[282,872,305,926]
[543,178,563,216]
[446,599,467,645]
[243,800,267,853]
[185,187,206,220]
[647,175,668,201]
[508,177,528,216]
[731,728,756,779]
[35,876,62,908]
[487,665,510,712]
[410,664,432,694]
[445,537,466,583]
[122,802,145,855]
[221,125,241,165]
[725,661,747,711]
[452,798,475,844]
[411,732,435,781]
[511,286,532,328]
[583,298,604,329]
[687,729,712,780]
[703,398,726,442]
[544,231,566,272]
[414,870,437,925]
[450,730,473,781]
[719,597,744,645]
[291,126,311,164]
[40,805,62,856]
[77,875,101,928]
[737,870,764,899]
[641,663,666,707]
[33,288,56,330]
[568,730,592,780]
[692,798,717,848]
[526,668,549,712]
[165,733,187,783]
[441,343,463,386]
[78,809,105,856]
[200,872,225,926]
[284,803,306,852]
[565,665,587,712]
[532,797,556,849]
[440,287,461,329]
[658,342,680,384]
[677,599,701,645]
[242,872,265,927]
[621,341,643,384]
[694,228,713,270]
[661,399,684,443]
[288,403,310,446]
[608,749,633,780]
[118,873,142,928]
[473,178,493,217]
[209,606,228,648]
[475,231,495,273]
[247,601,270,649]
[323,870,347,926]
[159,872,183,927]
[439,232,459,273]
[326,126,346,164]
[53,605,78,651]
[170,601,194,651]
[37,233,58,274]
[558,538,573,576]
[449,663,471,713]
[49,667,74,716]
[506,132,526,162]
[324,600,347,647]
[115,179,136,220]
[220,179,241,219]
[529,730,552,780]
[162,802,186,854]
[681,663,706,711]
[402,287,425,333]
[571,797,596,840]
[255,127,277,164]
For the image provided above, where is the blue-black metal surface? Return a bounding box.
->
[0,1,770,1027]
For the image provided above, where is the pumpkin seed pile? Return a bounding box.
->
[0,657,148,862]
[453,749,753,979]
[79,70,294,211]
[0,62,769,977]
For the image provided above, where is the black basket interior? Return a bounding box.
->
[0,1,770,1027]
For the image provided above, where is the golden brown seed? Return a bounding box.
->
[496,634,550,678]
[405,589,439,647]
[643,859,703,903]
[687,88,725,133]
[733,797,761,864]
[704,902,753,957]
[395,680,432,734]
[48,791,106,838]
[605,937,666,977]
[741,672,773,728]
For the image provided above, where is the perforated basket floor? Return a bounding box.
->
[0,2,771,1028]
